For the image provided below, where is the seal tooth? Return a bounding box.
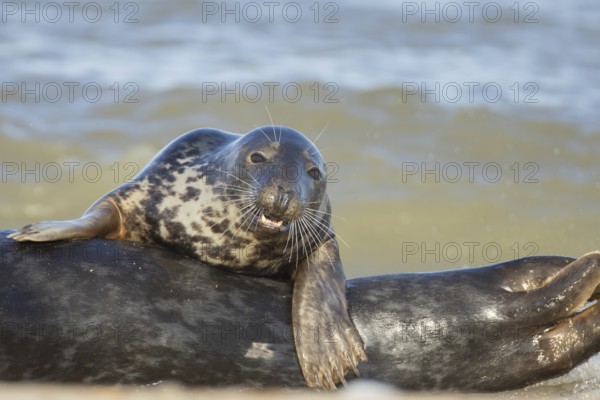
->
[260,214,284,229]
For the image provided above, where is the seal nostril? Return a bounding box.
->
[272,186,293,215]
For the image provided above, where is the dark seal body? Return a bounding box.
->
[2,231,600,391]
[8,126,366,388]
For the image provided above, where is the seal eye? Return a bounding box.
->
[250,153,267,163]
[307,167,322,181]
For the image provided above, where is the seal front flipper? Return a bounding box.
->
[292,238,367,389]
[8,196,122,242]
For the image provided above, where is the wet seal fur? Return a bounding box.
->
[2,230,600,391]
[8,126,367,389]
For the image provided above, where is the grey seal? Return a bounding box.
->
[2,230,600,391]
[8,126,367,389]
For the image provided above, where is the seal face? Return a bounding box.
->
[9,125,367,389]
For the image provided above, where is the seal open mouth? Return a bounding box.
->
[259,213,285,230]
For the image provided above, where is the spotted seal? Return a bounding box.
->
[8,126,367,389]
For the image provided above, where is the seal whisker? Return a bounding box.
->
[301,211,332,238]
[263,104,277,143]
[306,123,329,152]
[224,183,257,191]
[302,211,350,249]
[216,196,255,208]
[220,190,257,201]
[218,190,256,198]
[215,200,257,239]
[304,207,348,225]
[294,221,302,268]
[215,200,254,212]
[255,125,273,143]
[299,216,336,273]
[303,206,332,216]
[240,203,261,230]
[222,188,257,197]
[233,201,257,221]
[285,221,295,263]
[310,146,331,155]
[291,221,301,266]
[222,197,255,211]
[303,208,346,230]
[296,217,311,269]
[304,200,323,205]
[298,219,320,263]
[297,215,316,247]
[306,216,332,256]
[253,207,263,231]
[283,218,295,256]
[288,220,304,266]
[317,238,336,271]
[207,199,254,232]
[304,205,326,216]
[217,194,255,201]
[219,168,260,188]
[227,204,259,241]
[299,215,324,250]
[246,207,262,234]
[305,207,347,222]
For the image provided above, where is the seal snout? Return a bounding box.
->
[256,184,301,231]
[274,185,293,213]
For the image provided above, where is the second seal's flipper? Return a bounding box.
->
[505,252,600,324]
[523,301,600,382]
[483,256,575,291]
[7,198,122,242]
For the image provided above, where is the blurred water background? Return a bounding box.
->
[0,0,599,397]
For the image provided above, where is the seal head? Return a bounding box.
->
[216,126,329,268]
[225,127,326,236]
